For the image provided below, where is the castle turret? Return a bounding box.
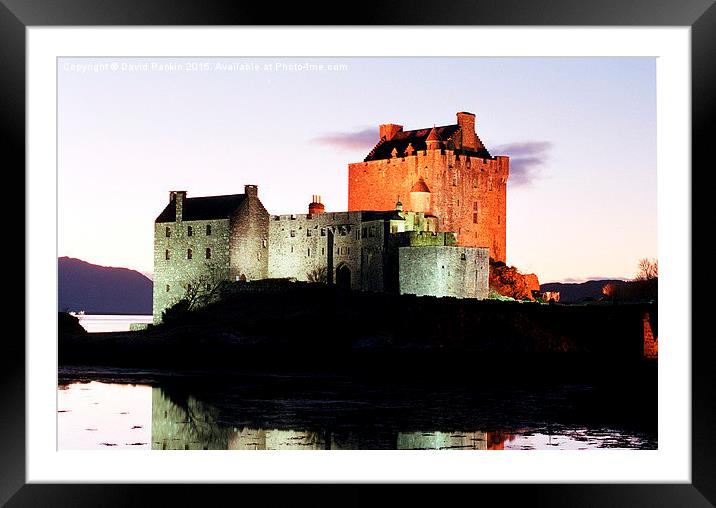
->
[409,178,431,214]
[425,127,441,150]
[308,194,325,214]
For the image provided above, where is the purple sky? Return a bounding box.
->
[58,57,656,283]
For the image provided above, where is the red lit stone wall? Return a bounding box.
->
[348,150,508,262]
[643,312,658,359]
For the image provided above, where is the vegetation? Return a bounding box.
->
[636,258,658,281]
[161,262,228,324]
[602,258,658,303]
[488,260,536,301]
[306,266,328,284]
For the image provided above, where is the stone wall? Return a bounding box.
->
[348,149,508,262]
[398,245,490,299]
[152,218,232,323]
[268,211,381,290]
[643,312,658,359]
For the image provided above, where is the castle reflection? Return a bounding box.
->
[151,387,514,450]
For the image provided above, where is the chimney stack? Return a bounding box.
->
[309,194,325,215]
[170,191,187,223]
[456,111,477,151]
[379,123,403,141]
[244,184,258,200]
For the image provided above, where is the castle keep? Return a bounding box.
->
[348,112,508,262]
[153,111,506,323]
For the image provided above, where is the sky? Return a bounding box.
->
[58,57,656,283]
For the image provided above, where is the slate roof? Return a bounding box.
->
[410,178,431,193]
[155,194,246,223]
[364,124,492,161]
[360,210,405,222]
[425,127,441,141]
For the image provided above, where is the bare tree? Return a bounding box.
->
[636,258,658,281]
[181,261,228,311]
[306,266,328,284]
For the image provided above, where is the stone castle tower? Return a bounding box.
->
[348,111,509,262]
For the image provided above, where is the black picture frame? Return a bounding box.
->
[5,1,712,505]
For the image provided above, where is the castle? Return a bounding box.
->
[153,111,508,323]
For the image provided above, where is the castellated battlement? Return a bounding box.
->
[271,211,361,223]
[393,230,458,247]
[351,150,505,169]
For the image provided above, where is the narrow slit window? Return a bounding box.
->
[187,248,193,260]
[187,226,193,237]
[205,247,211,259]
[165,249,170,260]
[165,227,171,238]
[206,224,212,236]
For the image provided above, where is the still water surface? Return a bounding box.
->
[74,314,152,333]
[57,379,656,451]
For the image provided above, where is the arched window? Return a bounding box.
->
[205,248,211,259]
[206,224,212,236]
[187,248,193,260]
[165,249,170,260]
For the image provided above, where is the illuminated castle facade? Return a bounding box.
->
[349,112,508,262]
[153,111,507,323]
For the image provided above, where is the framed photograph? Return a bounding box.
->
[7,0,711,505]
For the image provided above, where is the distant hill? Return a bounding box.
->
[540,279,628,303]
[58,257,153,314]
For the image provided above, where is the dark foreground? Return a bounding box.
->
[58,285,657,449]
[59,283,657,377]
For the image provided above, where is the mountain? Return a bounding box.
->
[540,279,628,303]
[58,257,153,314]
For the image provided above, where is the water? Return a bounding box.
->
[57,377,656,451]
[73,314,153,333]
